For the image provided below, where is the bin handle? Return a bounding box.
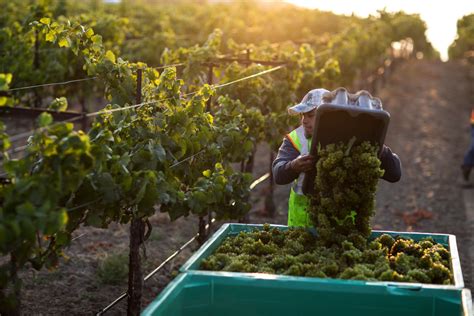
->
[386,283,423,291]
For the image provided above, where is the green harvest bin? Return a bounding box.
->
[143,223,472,316]
[181,223,465,288]
[142,271,472,316]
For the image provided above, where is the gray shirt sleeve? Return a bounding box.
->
[272,137,300,185]
[272,137,402,185]
[380,145,402,182]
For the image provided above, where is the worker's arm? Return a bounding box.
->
[273,139,401,184]
[272,137,301,185]
[380,145,402,182]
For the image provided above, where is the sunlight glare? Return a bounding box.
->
[285,0,474,61]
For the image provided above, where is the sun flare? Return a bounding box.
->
[285,0,474,61]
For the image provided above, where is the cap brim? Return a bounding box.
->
[288,103,316,115]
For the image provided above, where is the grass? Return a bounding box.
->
[148,230,161,242]
[96,252,129,285]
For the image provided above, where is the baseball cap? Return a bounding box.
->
[288,88,330,115]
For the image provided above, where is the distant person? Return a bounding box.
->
[461,109,474,186]
[272,88,402,227]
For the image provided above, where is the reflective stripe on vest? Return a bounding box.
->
[286,126,309,194]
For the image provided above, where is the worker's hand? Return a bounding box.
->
[289,155,315,173]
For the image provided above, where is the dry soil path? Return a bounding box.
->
[371,59,473,291]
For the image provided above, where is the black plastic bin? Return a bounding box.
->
[302,88,390,195]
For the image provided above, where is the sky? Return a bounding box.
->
[285,0,474,61]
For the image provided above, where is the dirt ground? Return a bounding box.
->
[372,59,473,291]
[19,58,474,315]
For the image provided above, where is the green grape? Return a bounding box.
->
[199,226,453,285]
[310,140,383,246]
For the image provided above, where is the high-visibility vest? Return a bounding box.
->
[471,109,474,125]
[286,125,312,227]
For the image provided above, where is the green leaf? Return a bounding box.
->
[105,50,116,63]
[58,37,70,48]
[20,219,36,242]
[18,202,35,216]
[154,144,166,162]
[0,97,7,106]
[0,224,5,245]
[332,210,358,226]
[48,97,68,111]
[55,231,70,247]
[46,32,56,42]
[40,17,51,25]
[134,178,149,205]
[121,174,132,191]
[1,136,11,151]
[0,73,12,90]
[167,204,188,221]
[9,221,20,237]
[3,74,11,85]
[138,182,159,215]
[85,28,94,38]
[37,113,53,127]
[243,140,253,153]
[91,34,102,44]
[97,173,119,202]
[86,212,103,228]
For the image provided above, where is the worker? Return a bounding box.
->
[272,88,402,227]
[461,108,474,186]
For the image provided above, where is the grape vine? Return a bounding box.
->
[0,1,440,313]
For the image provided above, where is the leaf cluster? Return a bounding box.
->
[0,18,259,305]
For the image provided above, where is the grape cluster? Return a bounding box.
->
[310,139,384,246]
[200,225,453,285]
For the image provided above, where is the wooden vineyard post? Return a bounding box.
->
[127,216,145,316]
[127,69,144,316]
[11,254,20,316]
[0,254,21,316]
[197,216,206,246]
